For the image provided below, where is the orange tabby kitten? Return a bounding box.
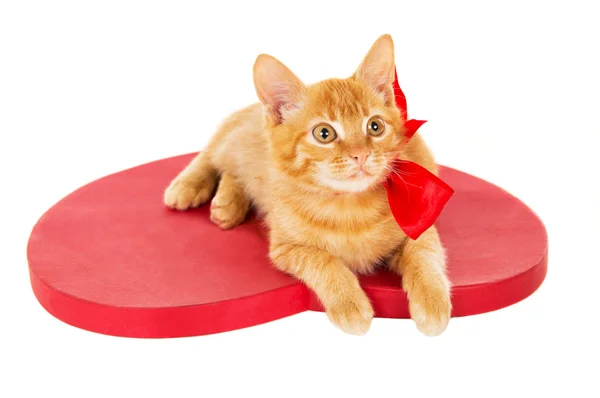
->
[164,34,452,336]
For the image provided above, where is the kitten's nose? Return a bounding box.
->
[349,149,370,167]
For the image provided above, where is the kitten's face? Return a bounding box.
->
[253,34,402,193]
[270,78,405,193]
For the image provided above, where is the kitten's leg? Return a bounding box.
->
[390,226,452,336]
[270,237,374,335]
[164,152,217,210]
[209,172,250,230]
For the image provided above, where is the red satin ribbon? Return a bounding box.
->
[383,69,454,239]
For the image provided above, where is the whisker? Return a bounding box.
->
[383,164,422,189]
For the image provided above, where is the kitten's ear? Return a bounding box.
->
[253,54,306,125]
[354,34,396,103]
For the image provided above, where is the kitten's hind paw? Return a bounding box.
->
[209,172,250,230]
[164,178,215,211]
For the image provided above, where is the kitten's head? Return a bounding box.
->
[253,34,406,194]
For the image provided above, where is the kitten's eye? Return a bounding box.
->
[367,116,385,137]
[311,123,337,144]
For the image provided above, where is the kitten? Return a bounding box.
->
[164,34,452,336]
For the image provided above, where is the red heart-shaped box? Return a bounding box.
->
[27,153,548,338]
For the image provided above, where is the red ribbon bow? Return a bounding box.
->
[383,69,454,240]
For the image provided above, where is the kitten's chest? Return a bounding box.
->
[318,218,405,273]
[279,202,406,274]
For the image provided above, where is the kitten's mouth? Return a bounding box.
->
[319,167,380,193]
[348,170,372,179]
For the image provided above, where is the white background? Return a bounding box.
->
[1,1,599,397]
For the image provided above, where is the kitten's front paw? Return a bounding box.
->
[408,281,452,337]
[164,178,214,210]
[326,290,374,336]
